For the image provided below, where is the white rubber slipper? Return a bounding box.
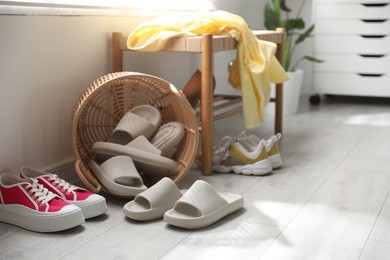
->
[109,105,162,144]
[91,136,177,177]
[88,156,147,197]
[163,180,244,229]
[123,177,183,221]
[150,122,185,158]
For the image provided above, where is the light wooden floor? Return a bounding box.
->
[1,95,390,260]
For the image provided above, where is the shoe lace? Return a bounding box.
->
[215,136,237,163]
[28,179,57,205]
[48,174,77,194]
[236,130,247,140]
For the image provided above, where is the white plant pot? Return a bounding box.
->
[265,69,304,116]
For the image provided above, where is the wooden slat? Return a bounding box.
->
[212,107,243,121]
[195,95,242,118]
[120,30,284,53]
[213,96,242,111]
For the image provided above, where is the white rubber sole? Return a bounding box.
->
[88,158,147,198]
[0,204,85,232]
[212,159,273,176]
[70,194,108,219]
[269,153,283,169]
[164,193,244,229]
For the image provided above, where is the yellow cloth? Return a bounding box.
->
[127,10,289,128]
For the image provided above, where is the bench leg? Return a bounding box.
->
[200,34,214,175]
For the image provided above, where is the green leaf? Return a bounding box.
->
[280,0,291,12]
[264,3,280,29]
[284,37,293,70]
[303,55,324,63]
[295,24,314,44]
[290,55,324,71]
[282,18,305,31]
[274,0,281,19]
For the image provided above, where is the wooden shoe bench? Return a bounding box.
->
[111,29,285,176]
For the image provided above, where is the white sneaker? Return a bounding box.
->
[204,136,273,176]
[237,132,283,169]
[265,133,283,169]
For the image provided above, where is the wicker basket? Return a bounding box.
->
[71,71,199,194]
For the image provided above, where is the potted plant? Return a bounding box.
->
[264,0,322,71]
[264,0,323,114]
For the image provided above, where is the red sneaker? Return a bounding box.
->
[20,166,107,219]
[0,173,84,232]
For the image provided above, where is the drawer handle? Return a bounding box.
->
[359,54,386,58]
[361,19,387,23]
[361,3,389,7]
[357,73,384,77]
[360,34,387,38]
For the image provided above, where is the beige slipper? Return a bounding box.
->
[123,177,184,221]
[150,122,185,158]
[164,180,244,229]
[91,136,176,177]
[88,156,147,197]
[109,105,161,144]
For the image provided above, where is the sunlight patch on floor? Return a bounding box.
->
[343,113,390,126]
[161,217,280,259]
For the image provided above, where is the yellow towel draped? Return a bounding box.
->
[127,10,289,128]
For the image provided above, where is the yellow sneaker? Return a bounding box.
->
[237,132,283,169]
[206,136,273,176]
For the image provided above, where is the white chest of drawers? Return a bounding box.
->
[311,0,390,103]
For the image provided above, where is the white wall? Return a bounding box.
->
[0,0,313,175]
[0,15,151,173]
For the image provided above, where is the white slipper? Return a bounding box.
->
[150,122,185,158]
[91,136,176,177]
[123,177,184,221]
[88,156,147,197]
[109,105,162,144]
[163,180,244,229]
